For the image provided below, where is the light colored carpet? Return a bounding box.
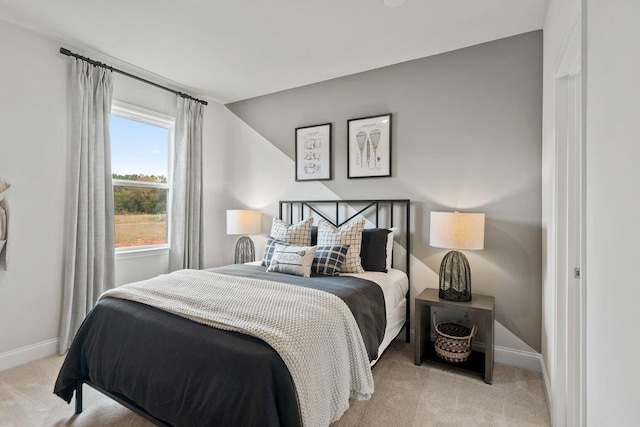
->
[0,341,549,426]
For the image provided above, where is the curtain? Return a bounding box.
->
[169,97,203,271]
[59,60,115,354]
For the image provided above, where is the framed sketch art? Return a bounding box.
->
[295,123,332,181]
[348,113,392,178]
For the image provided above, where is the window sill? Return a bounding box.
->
[115,246,169,260]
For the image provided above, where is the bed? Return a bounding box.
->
[54,199,411,426]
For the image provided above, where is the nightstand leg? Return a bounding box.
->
[424,305,431,361]
[485,311,494,384]
[414,303,422,365]
[415,303,431,365]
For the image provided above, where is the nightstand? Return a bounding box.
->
[414,288,495,384]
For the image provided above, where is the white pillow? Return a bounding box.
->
[269,217,313,246]
[267,244,317,277]
[317,219,366,274]
[386,227,398,271]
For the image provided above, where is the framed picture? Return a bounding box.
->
[295,123,332,181]
[347,113,392,178]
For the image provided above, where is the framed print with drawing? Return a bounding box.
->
[348,113,392,178]
[295,123,332,181]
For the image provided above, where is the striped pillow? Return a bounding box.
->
[312,245,350,276]
[267,244,317,277]
[316,219,366,273]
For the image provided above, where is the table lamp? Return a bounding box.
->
[226,210,261,264]
[430,211,485,302]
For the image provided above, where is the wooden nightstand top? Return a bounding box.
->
[415,288,494,312]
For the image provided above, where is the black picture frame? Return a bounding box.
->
[347,113,392,179]
[295,123,332,181]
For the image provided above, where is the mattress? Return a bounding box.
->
[342,268,408,318]
[342,269,409,364]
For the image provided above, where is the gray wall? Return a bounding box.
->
[227,31,543,351]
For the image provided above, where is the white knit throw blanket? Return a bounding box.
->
[100,269,374,426]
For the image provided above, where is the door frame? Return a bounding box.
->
[551,3,586,426]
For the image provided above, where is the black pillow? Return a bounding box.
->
[311,225,318,246]
[360,228,391,272]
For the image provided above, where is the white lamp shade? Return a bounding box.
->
[430,211,485,250]
[226,210,261,235]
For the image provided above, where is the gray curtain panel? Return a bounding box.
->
[59,60,115,354]
[169,98,203,271]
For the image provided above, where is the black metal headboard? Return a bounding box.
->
[279,199,411,343]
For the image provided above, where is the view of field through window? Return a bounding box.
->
[110,113,170,248]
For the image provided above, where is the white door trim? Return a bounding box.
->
[551,3,585,426]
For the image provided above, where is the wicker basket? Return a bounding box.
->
[433,312,477,363]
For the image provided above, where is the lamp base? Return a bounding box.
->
[234,236,255,264]
[439,250,472,302]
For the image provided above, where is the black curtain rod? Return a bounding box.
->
[59,47,208,106]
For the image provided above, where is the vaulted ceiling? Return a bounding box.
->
[0,0,548,103]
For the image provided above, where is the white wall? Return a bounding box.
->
[541,0,581,418]
[0,18,228,369]
[0,21,68,359]
[586,0,640,424]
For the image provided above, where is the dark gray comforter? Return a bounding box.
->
[54,265,386,427]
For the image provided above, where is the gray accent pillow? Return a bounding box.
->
[312,244,350,276]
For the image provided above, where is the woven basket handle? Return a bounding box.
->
[433,311,479,343]
[468,323,478,346]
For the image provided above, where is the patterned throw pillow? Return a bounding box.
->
[262,236,291,266]
[269,217,313,246]
[262,217,312,266]
[267,244,317,277]
[312,245,350,276]
[316,218,366,274]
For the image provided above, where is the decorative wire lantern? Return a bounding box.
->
[439,250,472,302]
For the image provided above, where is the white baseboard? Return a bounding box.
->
[540,355,554,424]
[483,343,542,372]
[408,329,543,372]
[0,338,59,372]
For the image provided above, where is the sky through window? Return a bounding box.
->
[110,115,169,177]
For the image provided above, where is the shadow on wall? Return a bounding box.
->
[481,219,541,347]
[415,198,542,351]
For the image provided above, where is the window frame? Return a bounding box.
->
[110,100,175,256]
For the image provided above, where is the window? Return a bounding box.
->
[110,102,174,251]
